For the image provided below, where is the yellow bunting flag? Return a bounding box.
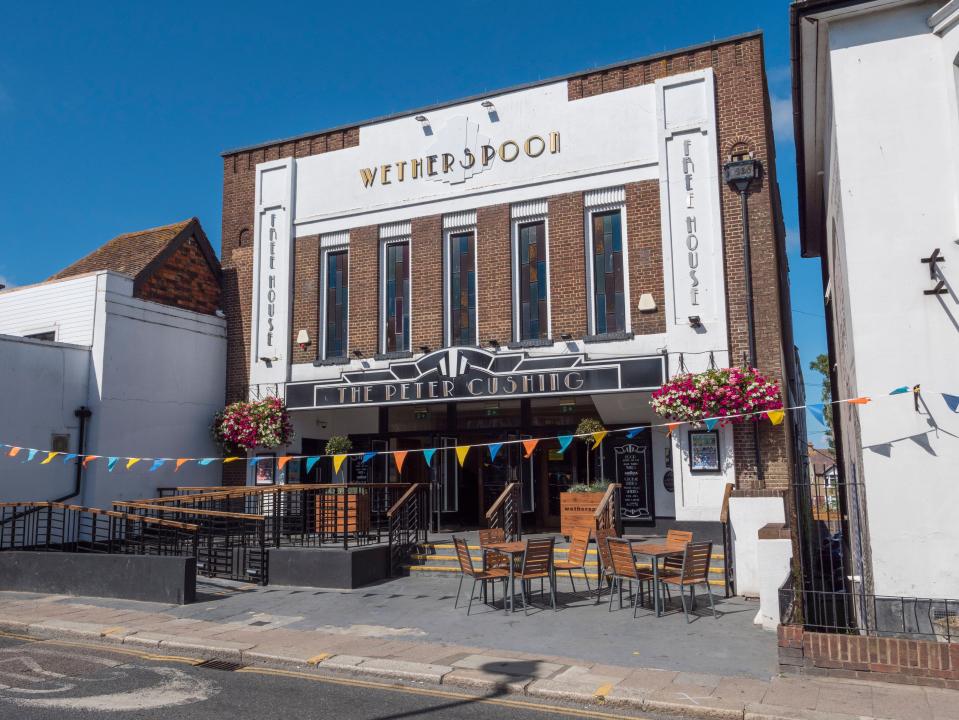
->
[766,410,785,426]
[393,451,408,474]
[82,455,100,467]
[40,451,59,465]
[126,458,142,470]
[666,423,680,436]
[591,431,608,450]
[522,438,539,458]
[332,454,347,474]
[8,447,21,457]
[175,458,191,472]
[455,445,470,467]
[849,397,871,405]
[223,457,241,464]
[277,456,292,470]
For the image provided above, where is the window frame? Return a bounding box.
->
[379,236,412,354]
[511,215,552,343]
[443,226,479,347]
[584,203,631,336]
[319,245,350,360]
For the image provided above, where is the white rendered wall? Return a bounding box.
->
[0,335,90,502]
[728,496,786,597]
[825,2,959,598]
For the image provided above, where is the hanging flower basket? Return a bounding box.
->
[212,397,295,454]
[650,367,783,424]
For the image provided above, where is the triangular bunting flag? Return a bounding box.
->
[223,457,241,464]
[148,459,166,472]
[393,450,408,474]
[362,452,376,464]
[488,443,503,462]
[808,404,825,426]
[889,386,910,395]
[455,445,470,467]
[82,455,100,468]
[7,447,20,457]
[107,457,119,472]
[943,393,959,413]
[61,453,77,464]
[625,428,644,439]
[766,409,785,426]
[23,449,38,462]
[591,431,608,450]
[423,448,436,467]
[277,456,292,470]
[305,456,321,474]
[848,397,871,405]
[333,454,347,474]
[40,451,59,465]
[522,439,539,458]
[704,418,719,431]
[248,456,261,466]
[666,423,680,436]
[175,458,191,472]
[557,435,573,454]
[197,458,215,466]
[126,458,142,470]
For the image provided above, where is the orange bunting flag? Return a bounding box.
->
[82,455,100,467]
[849,397,871,405]
[277,456,292,470]
[8,447,21,457]
[40,451,59,465]
[175,458,191,472]
[766,409,785,426]
[332,454,347,474]
[223,457,241,464]
[666,423,681,436]
[591,431,608,450]
[393,450,408,474]
[126,458,142,470]
[455,445,470,467]
[522,438,539,458]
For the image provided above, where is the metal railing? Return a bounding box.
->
[719,482,735,598]
[593,483,622,535]
[387,483,429,577]
[0,502,198,558]
[485,482,522,540]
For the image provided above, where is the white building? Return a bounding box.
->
[792,0,959,600]
[0,220,226,509]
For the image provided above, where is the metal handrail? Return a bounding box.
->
[387,483,425,518]
[485,482,522,539]
[0,501,199,532]
[484,482,517,524]
[592,483,622,534]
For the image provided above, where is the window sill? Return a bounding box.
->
[373,351,413,361]
[582,331,634,344]
[506,338,553,349]
[313,356,352,367]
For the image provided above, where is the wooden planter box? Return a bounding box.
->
[560,492,604,537]
[315,492,370,535]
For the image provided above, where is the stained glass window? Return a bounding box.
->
[448,231,476,345]
[591,210,625,334]
[383,241,410,352]
[518,221,548,340]
[324,249,349,358]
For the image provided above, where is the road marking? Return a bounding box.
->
[593,682,614,697]
[306,654,331,666]
[235,666,647,719]
[101,627,126,637]
[0,631,201,665]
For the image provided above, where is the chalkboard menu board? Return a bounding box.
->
[615,442,651,520]
[351,455,369,484]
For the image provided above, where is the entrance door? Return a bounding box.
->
[481,434,536,523]
[432,436,458,530]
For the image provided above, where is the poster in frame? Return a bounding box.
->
[688,431,720,473]
[255,453,276,485]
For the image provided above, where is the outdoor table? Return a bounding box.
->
[486,540,527,614]
[625,540,688,617]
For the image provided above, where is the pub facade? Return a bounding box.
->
[220,31,803,532]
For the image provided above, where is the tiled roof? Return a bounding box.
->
[48,218,197,281]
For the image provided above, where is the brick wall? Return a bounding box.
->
[625,181,666,335]
[136,236,220,315]
[347,225,379,357]
[290,235,319,364]
[779,625,959,690]
[548,192,588,338]
[476,204,512,344]
[411,215,443,351]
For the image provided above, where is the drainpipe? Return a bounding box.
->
[55,406,92,503]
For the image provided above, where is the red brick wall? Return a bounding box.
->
[136,236,220,315]
[625,181,666,335]
[476,204,512,344]
[347,225,379,357]
[779,625,959,690]
[411,215,443,351]
[548,192,588,338]
[290,235,319,364]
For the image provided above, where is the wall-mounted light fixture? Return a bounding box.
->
[414,115,432,136]
[481,99,499,122]
[352,349,364,359]
[638,294,657,313]
[419,345,431,354]
[560,333,573,341]
[296,329,311,350]
[488,338,500,350]
[687,315,702,328]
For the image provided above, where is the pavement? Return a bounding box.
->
[0,575,957,720]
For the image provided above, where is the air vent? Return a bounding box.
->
[195,659,245,672]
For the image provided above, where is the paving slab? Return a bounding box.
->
[349,657,453,683]
[442,667,534,693]
[450,653,564,679]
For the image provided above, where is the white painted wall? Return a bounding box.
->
[820,1,959,598]
[0,273,99,345]
[755,535,793,630]
[0,335,90,501]
[728,496,786,597]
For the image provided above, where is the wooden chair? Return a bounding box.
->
[517,536,556,614]
[554,526,591,594]
[593,527,617,605]
[606,537,654,617]
[478,527,509,572]
[453,536,507,615]
[660,529,693,577]
[659,541,717,622]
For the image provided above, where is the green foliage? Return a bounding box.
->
[567,480,611,493]
[575,417,605,441]
[324,435,353,456]
[808,354,834,450]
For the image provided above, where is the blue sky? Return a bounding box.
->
[0,1,827,442]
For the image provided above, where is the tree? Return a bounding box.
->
[808,354,834,450]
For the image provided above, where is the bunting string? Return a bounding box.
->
[0,385,949,472]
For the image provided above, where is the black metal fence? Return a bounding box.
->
[387,484,430,577]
